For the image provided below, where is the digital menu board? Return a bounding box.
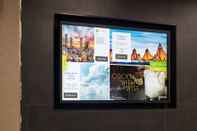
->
[54,14,176,108]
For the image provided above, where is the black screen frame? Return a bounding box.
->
[54,13,176,109]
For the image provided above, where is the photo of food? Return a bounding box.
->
[62,25,94,62]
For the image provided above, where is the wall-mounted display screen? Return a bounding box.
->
[54,14,176,108]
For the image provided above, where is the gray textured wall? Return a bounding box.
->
[22,0,197,131]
